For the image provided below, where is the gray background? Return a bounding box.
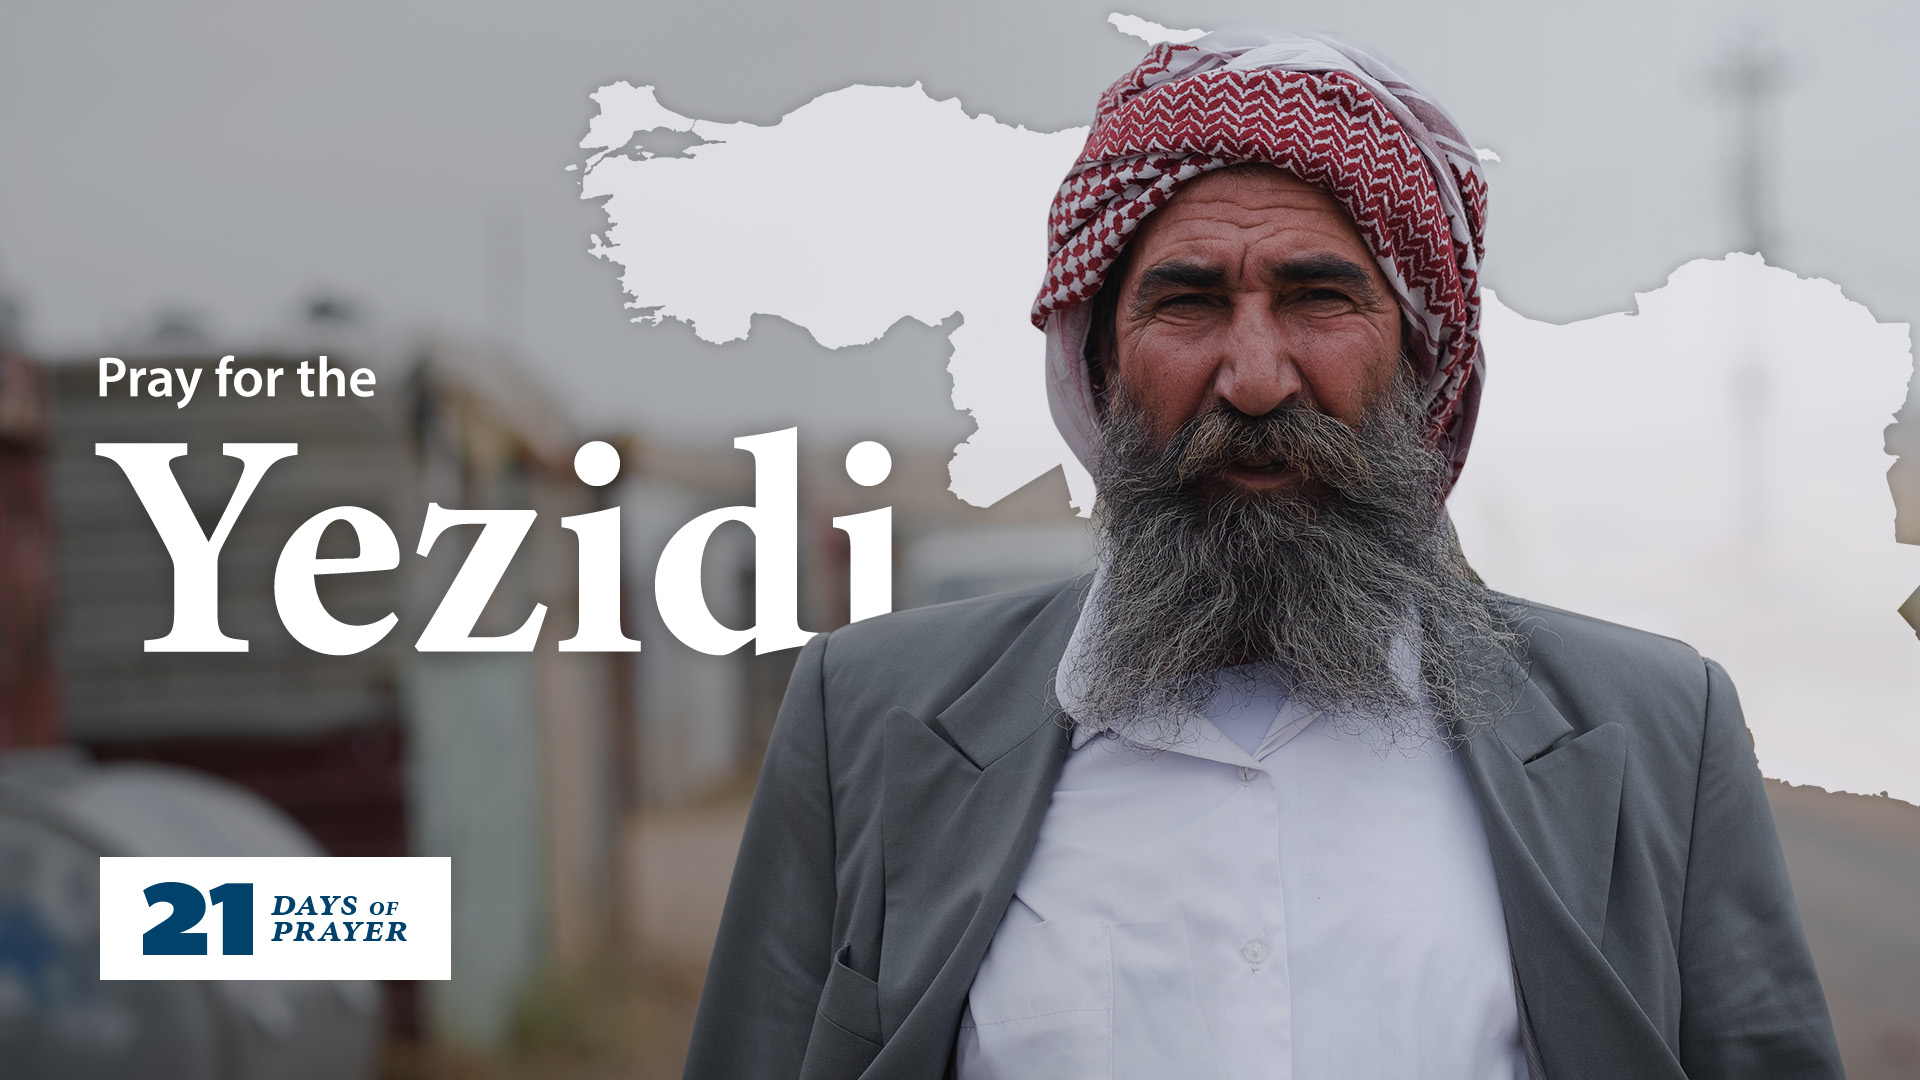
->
[6,4,1919,1075]
[3,0,1912,449]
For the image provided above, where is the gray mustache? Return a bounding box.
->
[1169,404,1380,491]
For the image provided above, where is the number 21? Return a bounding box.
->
[142,882,253,956]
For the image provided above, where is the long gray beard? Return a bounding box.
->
[1068,383,1519,748]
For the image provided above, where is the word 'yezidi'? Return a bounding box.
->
[94,429,892,656]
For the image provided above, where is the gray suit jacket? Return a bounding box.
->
[684,577,1843,1079]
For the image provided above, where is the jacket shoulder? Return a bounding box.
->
[817,575,1087,722]
[1502,594,1717,734]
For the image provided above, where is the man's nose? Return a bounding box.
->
[1212,300,1304,416]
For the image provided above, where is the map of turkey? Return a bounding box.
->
[578,77,1091,511]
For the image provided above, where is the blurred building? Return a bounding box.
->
[34,299,1100,1057]
[0,336,385,1077]
[42,312,626,1050]
[0,330,60,751]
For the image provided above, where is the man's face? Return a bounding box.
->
[1109,164,1405,496]
[1071,167,1515,743]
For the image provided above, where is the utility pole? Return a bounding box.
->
[1712,31,1786,557]
[1714,32,1786,259]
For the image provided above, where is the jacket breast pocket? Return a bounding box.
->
[800,945,882,1080]
[955,918,1113,1080]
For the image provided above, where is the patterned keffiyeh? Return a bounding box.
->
[1035,30,1490,488]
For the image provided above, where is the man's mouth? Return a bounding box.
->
[1215,455,1305,493]
[1231,454,1287,474]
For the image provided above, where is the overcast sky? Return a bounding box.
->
[3,0,1912,447]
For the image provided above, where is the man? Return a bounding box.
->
[685,30,1842,1080]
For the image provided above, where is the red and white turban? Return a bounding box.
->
[1036,30,1490,489]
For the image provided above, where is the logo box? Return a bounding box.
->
[100,856,451,980]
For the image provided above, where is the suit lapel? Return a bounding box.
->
[1457,642,1682,1078]
[876,584,1081,1058]
[1460,646,1627,943]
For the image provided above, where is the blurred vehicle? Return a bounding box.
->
[0,749,380,1080]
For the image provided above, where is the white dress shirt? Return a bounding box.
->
[954,576,1530,1080]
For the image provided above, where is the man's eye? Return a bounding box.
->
[1293,289,1361,312]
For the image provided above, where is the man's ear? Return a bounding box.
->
[1085,331,1111,412]
[1397,315,1423,382]
[1085,255,1131,414]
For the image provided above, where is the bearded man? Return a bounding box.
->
[683,30,1842,1080]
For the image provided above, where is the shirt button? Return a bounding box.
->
[1239,767,1254,785]
[1241,938,1269,965]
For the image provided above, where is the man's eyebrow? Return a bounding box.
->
[1265,254,1382,299]
[1130,261,1228,311]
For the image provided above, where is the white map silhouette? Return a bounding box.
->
[1459,261,1920,802]
[578,16,1920,801]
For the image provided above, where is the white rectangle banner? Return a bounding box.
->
[100,856,451,980]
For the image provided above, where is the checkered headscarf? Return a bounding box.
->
[1036,30,1489,489]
